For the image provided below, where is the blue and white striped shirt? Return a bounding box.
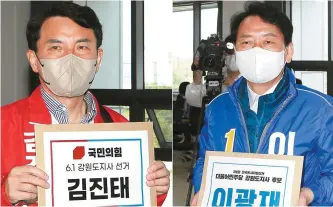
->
[41,87,97,124]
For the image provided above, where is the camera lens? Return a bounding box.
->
[203,55,217,70]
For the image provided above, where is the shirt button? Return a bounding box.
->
[62,107,66,111]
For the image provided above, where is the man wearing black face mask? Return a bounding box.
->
[191,2,333,206]
[1,2,169,206]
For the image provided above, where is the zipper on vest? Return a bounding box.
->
[256,94,294,153]
[236,101,251,153]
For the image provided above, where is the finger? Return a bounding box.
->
[298,196,306,206]
[191,193,199,206]
[146,177,170,187]
[146,168,169,181]
[25,198,38,205]
[147,161,166,173]
[17,183,38,194]
[23,166,49,180]
[156,185,169,195]
[14,191,37,202]
[12,165,49,181]
[20,175,50,189]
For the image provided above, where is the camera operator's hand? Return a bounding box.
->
[194,57,199,66]
[5,165,50,204]
[193,70,203,85]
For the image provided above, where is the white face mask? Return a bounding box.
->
[39,54,97,97]
[225,54,239,72]
[235,47,285,83]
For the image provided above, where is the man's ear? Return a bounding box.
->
[96,48,104,72]
[26,50,40,73]
[285,42,294,63]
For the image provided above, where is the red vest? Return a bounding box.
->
[1,86,166,206]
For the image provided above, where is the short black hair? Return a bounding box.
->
[26,2,103,52]
[230,1,293,46]
[179,81,190,95]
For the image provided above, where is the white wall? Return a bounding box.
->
[144,0,173,88]
[222,1,248,39]
[292,1,328,60]
[1,1,31,106]
[220,1,329,94]
[162,161,173,206]
[74,1,122,89]
[292,1,328,94]
[221,1,329,61]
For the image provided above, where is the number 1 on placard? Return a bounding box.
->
[225,129,236,152]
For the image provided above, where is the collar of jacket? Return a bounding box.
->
[229,66,298,111]
[27,85,105,125]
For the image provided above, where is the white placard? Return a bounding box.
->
[35,123,156,207]
[198,152,303,207]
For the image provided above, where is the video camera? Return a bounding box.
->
[191,34,234,102]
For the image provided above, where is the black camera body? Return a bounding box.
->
[198,35,227,74]
[192,34,234,102]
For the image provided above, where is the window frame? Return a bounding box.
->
[281,0,333,96]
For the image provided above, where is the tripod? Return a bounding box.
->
[185,95,212,206]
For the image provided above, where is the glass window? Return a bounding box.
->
[122,0,132,89]
[156,110,172,143]
[172,8,194,91]
[294,71,327,94]
[292,1,328,60]
[83,1,122,89]
[201,4,218,40]
[106,106,130,120]
[144,0,173,89]
[145,110,172,148]
[222,1,247,39]
[106,107,171,148]
[75,1,131,89]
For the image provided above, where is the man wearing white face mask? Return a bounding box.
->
[0,2,170,206]
[191,2,333,206]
